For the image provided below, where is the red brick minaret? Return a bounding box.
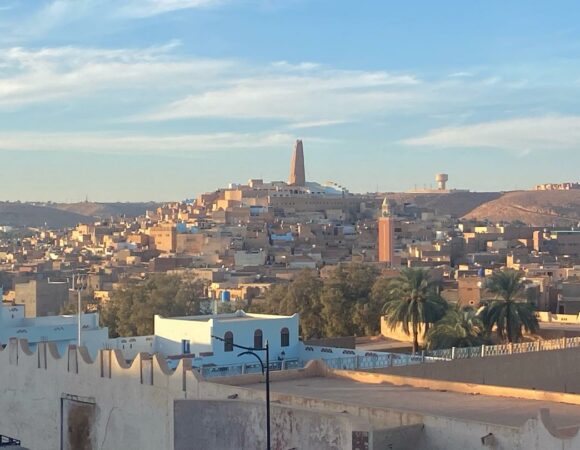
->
[289,139,306,186]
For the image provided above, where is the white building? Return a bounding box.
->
[154,310,299,366]
[108,310,422,378]
[108,310,300,368]
[0,303,108,357]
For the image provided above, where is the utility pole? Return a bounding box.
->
[265,340,270,450]
[212,335,271,450]
[69,274,87,347]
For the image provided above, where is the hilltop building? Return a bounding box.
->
[535,182,580,191]
[193,140,366,221]
[289,139,306,186]
[378,198,396,265]
[408,173,469,194]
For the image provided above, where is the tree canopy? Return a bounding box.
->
[426,306,487,350]
[254,264,384,339]
[479,269,539,343]
[381,268,448,353]
[100,274,205,337]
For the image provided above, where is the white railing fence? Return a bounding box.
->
[198,336,580,378]
[427,336,580,360]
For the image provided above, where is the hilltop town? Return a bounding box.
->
[1,141,579,320]
[1,141,580,450]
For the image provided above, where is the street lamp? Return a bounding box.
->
[211,335,271,450]
[69,274,87,347]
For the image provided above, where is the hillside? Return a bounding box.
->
[386,191,502,217]
[53,202,159,218]
[0,202,93,228]
[462,190,580,226]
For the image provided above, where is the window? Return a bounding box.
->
[281,327,289,347]
[224,331,234,352]
[254,329,263,349]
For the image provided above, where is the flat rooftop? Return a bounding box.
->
[159,311,294,322]
[243,376,580,429]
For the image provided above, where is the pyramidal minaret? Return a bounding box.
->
[289,139,306,186]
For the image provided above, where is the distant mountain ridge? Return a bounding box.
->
[385,191,502,217]
[388,190,580,226]
[52,202,159,218]
[0,202,93,228]
[0,202,160,228]
[1,192,579,229]
[462,190,580,226]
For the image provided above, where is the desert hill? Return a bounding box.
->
[0,202,159,228]
[53,202,159,218]
[0,202,93,228]
[2,191,579,229]
[462,190,580,226]
[386,191,502,217]
[385,190,580,226]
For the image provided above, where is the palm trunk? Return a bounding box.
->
[412,320,419,355]
[506,302,512,343]
[412,302,419,355]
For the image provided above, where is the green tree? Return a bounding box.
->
[100,274,205,337]
[254,270,325,339]
[381,268,448,353]
[319,263,381,337]
[426,306,487,350]
[252,264,383,339]
[479,270,539,343]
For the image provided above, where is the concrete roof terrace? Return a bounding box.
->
[241,374,580,429]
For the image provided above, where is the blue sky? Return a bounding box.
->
[1,0,580,201]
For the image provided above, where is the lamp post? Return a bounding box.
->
[69,274,87,347]
[212,335,270,450]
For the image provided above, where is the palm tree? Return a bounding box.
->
[382,268,447,353]
[426,306,487,350]
[480,270,539,343]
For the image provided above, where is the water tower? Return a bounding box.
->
[435,173,449,191]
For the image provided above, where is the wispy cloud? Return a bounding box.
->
[287,119,350,129]
[0,43,233,108]
[117,0,226,18]
[2,0,227,42]
[0,131,297,154]
[139,69,421,122]
[401,115,580,152]
[448,71,474,78]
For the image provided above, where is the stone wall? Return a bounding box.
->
[174,400,371,450]
[1,338,580,449]
[375,346,580,393]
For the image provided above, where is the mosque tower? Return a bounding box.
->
[378,197,395,265]
[289,140,306,186]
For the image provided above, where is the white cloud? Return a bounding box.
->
[448,71,474,78]
[140,70,421,122]
[401,116,580,151]
[3,0,226,42]
[0,41,429,128]
[118,0,226,18]
[0,131,297,154]
[288,119,350,129]
[0,43,233,108]
[270,61,321,71]
[3,41,576,149]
